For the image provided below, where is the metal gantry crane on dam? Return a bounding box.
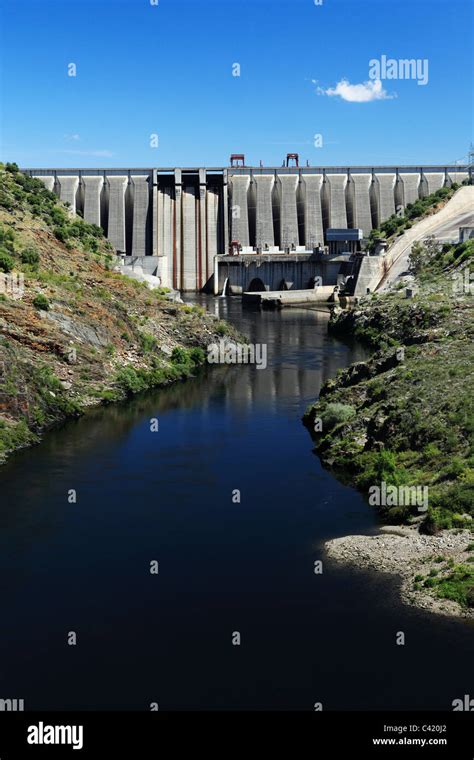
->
[24,160,471,292]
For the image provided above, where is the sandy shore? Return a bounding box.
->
[325,526,474,619]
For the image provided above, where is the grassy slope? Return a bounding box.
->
[0,164,237,464]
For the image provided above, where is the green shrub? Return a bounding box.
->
[188,347,205,364]
[139,333,157,353]
[115,367,149,395]
[0,418,37,456]
[0,224,15,251]
[433,564,474,607]
[53,226,69,243]
[33,293,49,311]
[216,322,229,336]
[446,482,474,515]
[437,456,466,481]
[169,346,205,373]
[386,505,410,523]
[320,403,356,431]
[423,443,441,460]
[171,347,190,365]
[356,449,409,490]
[20,246,40,265]
[100,388,120,404]
[0,250,14,273]
[50,207,67,225]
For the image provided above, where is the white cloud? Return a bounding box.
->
[317,78,395,103]
[64,133,81,141]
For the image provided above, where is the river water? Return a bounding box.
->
[0,296,471,710]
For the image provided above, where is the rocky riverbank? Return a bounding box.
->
[0,163,239,465]
[326,527,474,619]
[304,233,474,617]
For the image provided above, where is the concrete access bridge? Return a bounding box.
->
[24,164,471,292]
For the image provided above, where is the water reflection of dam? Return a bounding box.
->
[202,296,365,414]
[24,164,471,291]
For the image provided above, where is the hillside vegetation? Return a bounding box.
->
[0,163,236,464]
[304,230,474,610]
[305,235,474,531]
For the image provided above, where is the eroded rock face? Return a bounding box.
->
[45,311,110,348]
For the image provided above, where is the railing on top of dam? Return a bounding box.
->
[22,165,471,177]
[227,165,472,176]
[21,164,474,175]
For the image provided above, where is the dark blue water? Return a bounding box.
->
[0,298,472,710]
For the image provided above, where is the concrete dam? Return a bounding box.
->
[25,164,471,293]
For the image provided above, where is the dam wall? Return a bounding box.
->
[25,165,471,291]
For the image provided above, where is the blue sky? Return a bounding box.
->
[0,0,472,168]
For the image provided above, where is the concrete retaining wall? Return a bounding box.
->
[353,254,388,296]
